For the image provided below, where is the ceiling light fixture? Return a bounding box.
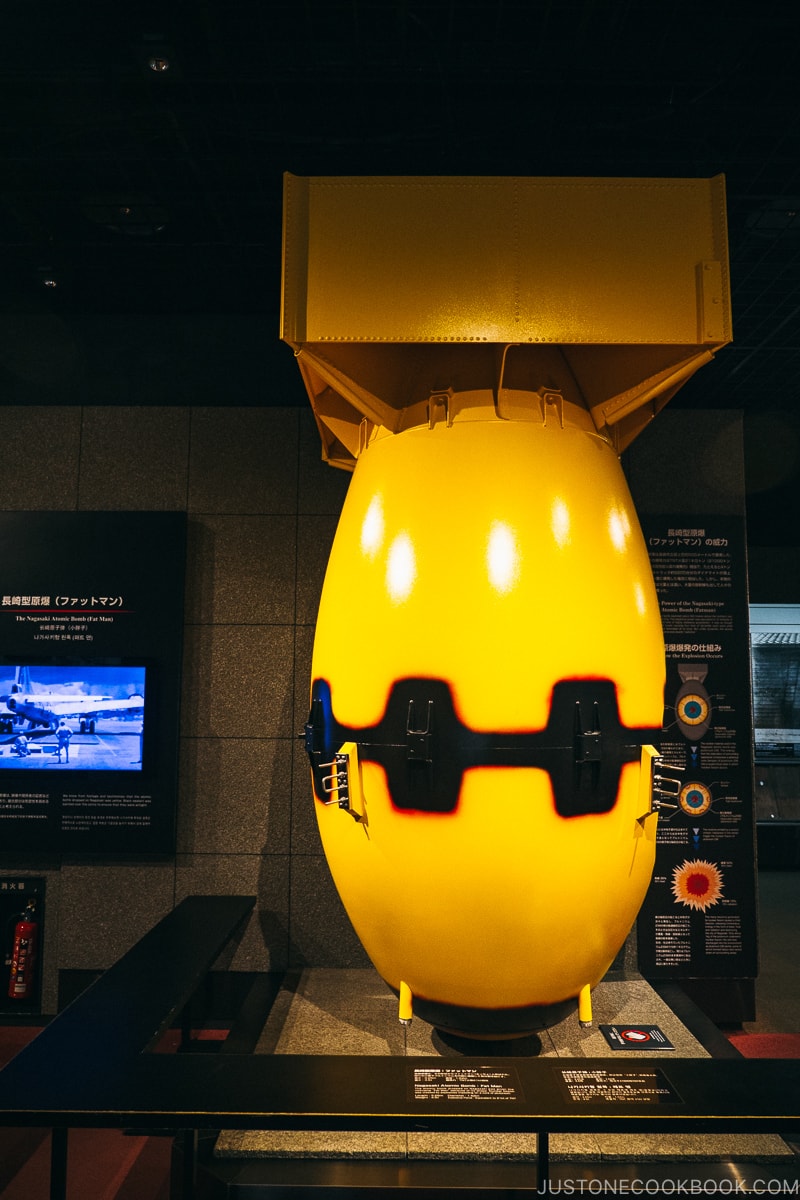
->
[142,32,175,76]
[80,196,170,237]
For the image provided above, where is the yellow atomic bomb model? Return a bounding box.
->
[282,175,732,1037]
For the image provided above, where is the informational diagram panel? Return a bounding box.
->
[637,515,757,981]
[0,512,185,854]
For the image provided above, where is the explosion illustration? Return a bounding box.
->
[671,859,724,911]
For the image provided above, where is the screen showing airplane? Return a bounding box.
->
[0,664,146,772]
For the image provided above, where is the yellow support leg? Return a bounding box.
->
[399,980,413,1025]
[578,983,592,1028]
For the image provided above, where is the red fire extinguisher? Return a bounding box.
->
[7,899,38,1001]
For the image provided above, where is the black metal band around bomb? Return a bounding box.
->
[305,677,661,818]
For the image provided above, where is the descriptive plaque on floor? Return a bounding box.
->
[410,1066,523,1103]
[559,1068,682,1105]
[599,1024,675,1050]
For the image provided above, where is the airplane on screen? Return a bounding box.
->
[0,667,144,736]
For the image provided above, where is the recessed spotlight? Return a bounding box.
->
[745,198,800,239]
[79,196,170,237]
[140,34,180,79]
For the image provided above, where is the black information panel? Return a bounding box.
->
[0,513,185,855]
[559,1068,682,1105]
[637,515,757,981]
[410,1066,524,1103]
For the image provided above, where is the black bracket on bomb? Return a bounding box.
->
[573,700,604,804]
[306,677,663,819]
[405,699,434,763]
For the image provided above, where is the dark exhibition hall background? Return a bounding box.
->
[0,0,799,567]
[0,0,799,1147]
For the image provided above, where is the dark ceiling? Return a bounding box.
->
[2,0,800,543]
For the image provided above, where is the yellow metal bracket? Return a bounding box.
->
[320,741,366,822]
[638,745,681,823]
[697,260,726,343]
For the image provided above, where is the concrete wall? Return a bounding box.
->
[0,405,370,1015]
[0,404,749,1015]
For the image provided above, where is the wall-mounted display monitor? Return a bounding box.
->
[0,510,185,854]
[0,664,146,773]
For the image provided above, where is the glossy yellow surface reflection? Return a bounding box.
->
[312,400,663,1029]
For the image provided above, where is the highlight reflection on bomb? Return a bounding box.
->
[284,173,732,1037]
[306,378,666,1036]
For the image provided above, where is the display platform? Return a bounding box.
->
[215,968,792,1166]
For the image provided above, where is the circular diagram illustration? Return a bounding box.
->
[679,781,713,817]
[674,663,712,742]
[676,693,710,726]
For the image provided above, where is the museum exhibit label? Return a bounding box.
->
[0,512,185,854]
[283,175,732,1036]
[637,514,757,984]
